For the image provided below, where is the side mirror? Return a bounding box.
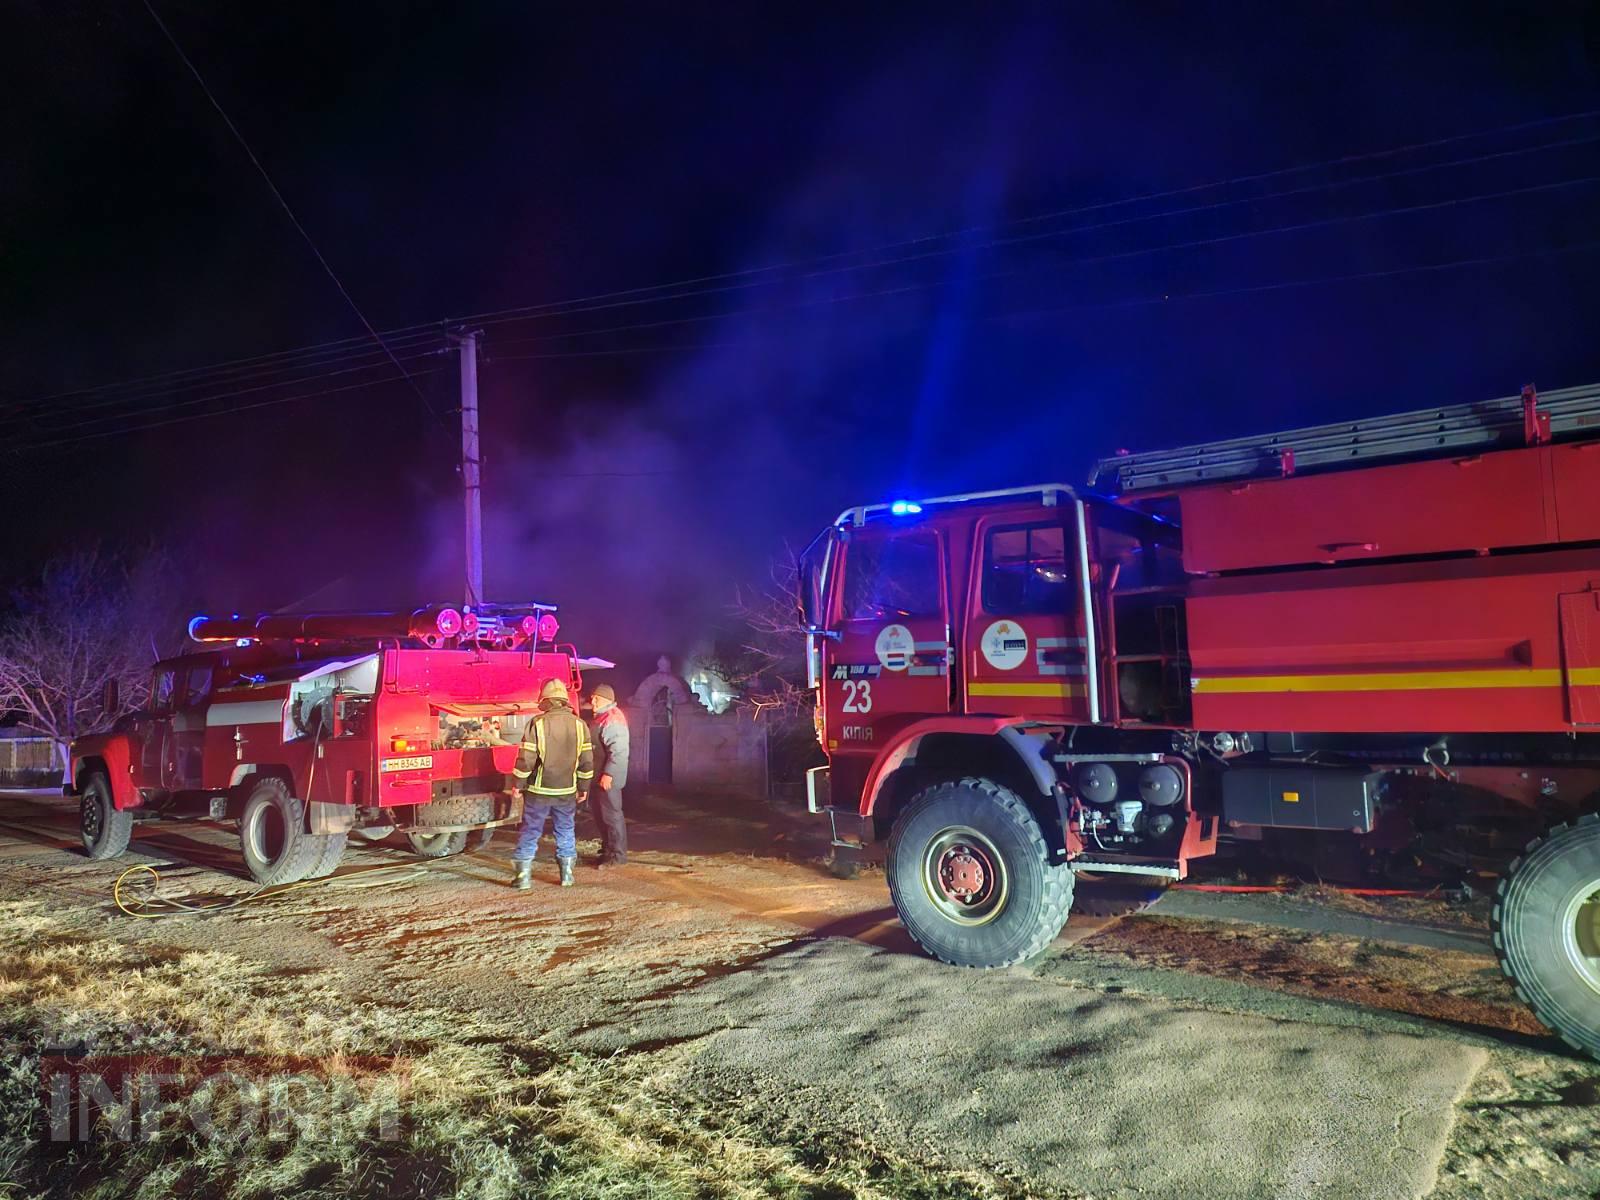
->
[102,678,120,715]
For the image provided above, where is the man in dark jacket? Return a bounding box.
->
[586,684,631,867]
[509,677,593,888]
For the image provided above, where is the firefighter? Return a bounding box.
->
[586,684,631,867]
[508,678,593,888]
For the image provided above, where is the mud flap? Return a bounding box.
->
[309,800,357,835]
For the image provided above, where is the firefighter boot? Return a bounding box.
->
[558,856,576,887]
[513,859,532,890]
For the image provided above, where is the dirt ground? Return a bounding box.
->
[0,787,1597,1200]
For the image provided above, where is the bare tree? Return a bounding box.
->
[0,549,179,771]
[700,549,815,722]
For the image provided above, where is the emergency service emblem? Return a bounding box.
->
[874,624,915,672]
[980,620,1028,670]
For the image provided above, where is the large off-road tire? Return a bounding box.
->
[406,830,469,858]
[887,777,1075,967]
[80,773,133,861]
[1492,813,1600,1059]
[303,831,348,880]
[1072,871,1170,918]
[239,778,323,886]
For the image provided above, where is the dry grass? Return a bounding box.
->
[0,899,1010,1200]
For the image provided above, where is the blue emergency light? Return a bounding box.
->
[890,500,923,516]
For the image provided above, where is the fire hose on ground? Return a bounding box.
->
[111,859,442,918]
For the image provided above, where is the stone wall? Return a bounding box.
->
[620,657,768,795]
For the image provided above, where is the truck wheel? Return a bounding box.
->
[887,777,1076,967]
[1072,871,1170,918]
[1493,813,1600,1059]
[406,830,468,858]
[303,832,348,880]
[80,773,133,860]
[239,779,322,886]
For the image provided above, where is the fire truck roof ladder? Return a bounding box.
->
[1089,380,1600,494]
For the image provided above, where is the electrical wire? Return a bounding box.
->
[140,0,449,427]
[23,233,1600,451]
[468,131,1600,335]
[481,238,1600,363]
[19,108,1598,410]
[37,348,449,437]
[478,173,1600,354]
[0,331,453,426]
[32,153,1595,434]
[23,367,449,449]
[1,347,449,441]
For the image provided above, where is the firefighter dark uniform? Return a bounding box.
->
[586,683,631,867]
[509,678,593,888]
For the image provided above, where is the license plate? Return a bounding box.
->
[381,754,433,773]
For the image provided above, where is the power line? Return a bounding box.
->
[479,172,1600,351]
[140,0,448,427]
[37,349,449,438]
[24,369,449,450]
[467,130,1600,336]
[0,335,453,436]
[21,107,1599,409]
[479,240,1600,363]
[31,236,1598,452]
[24,170,1599,447]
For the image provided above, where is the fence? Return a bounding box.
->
[0,736,64,787]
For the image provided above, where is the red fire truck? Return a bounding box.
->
[69,604,588,885]
[798,382,1600,1057]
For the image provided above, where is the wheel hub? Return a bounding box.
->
[81,797,100,842]
[940,848,987,900]
[1562,881,1600,997]
[922,826,1009,925]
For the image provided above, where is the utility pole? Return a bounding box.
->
[454,330,484,609]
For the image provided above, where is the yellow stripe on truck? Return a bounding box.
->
[968,681,1086,698]
[1192,666,1600,694]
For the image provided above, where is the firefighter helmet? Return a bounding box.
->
[540,678,570,703]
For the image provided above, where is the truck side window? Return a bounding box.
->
[984,524,1073,614]
[183,667,213,709]
[151,669,177,715]
[843,534,941,620]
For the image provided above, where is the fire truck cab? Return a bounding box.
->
[800,382,1600,1058]
[69,604,590,886]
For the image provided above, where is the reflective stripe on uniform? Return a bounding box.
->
[576,725,594,780]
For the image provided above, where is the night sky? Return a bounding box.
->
[4,2,1599,665]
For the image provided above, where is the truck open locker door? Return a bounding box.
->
[825,526,951,753]
[1560,589,1600,726]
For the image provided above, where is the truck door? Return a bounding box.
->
[826,526,951,748]
[963,511,1094,722]
[136,666,178,791]
[170,665,213,789]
